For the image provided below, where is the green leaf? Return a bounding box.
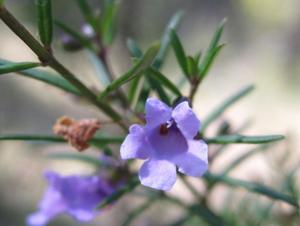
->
[126,38,143,58]
[146,75,170,105]
[0,59,80,95]
[199,18,226,79]
[0,0,4,6]
[98,43,160,100]
[205,172,298,207]
[128,76,144,107]
[0,61,40,74]
[97,176,139,208]
[201,84,255,132]
[100,0,119,45]
[147,67,182,97]
[170,29,188,75]
[123,198,157,226]
[125,40,172,106]
[199,44,225,78]
[0,134,124,146]
[75,0,97,31]
[153,11,184,69]
[35,0,53,46]
[186,56,198,76]
[205,134,285,144]
[189,204,226,226]
[54,20,94,51]
[47,152,102,167]
[126,39,144,106]
[86,50,111,86]
[126,38,144,106]
[194,51,202,66]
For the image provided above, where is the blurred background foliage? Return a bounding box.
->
[0,0,300,225]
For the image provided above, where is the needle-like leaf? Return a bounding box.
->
[98,43,160,100]
[205,134,285,144]
[35,0,53,47]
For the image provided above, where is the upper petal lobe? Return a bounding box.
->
[172,101,200,139]
[145,98,172,128]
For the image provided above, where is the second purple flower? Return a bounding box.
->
[121,98,208,191]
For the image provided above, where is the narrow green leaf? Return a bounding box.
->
[153,11,184,69]
[0,59,80,95]
[97,176,139,208]
[35,0,53,46]
[0,135,64,142]
[98,43,160,100]
[86,50,111,86]
[204,172,298,207]
[55,20,94,51]
[205,134,285,144]
[0,61,40,74]
[75,0,97,31]
[146,75,170,105]
[147,67,182,97]
[100,0,119,45]
[199,44,225,78]
[126,38,143,58]
[0,134,124,146]
[123,198,157,226]
[47,152,102,167]
[126,40,171,106]
[201,84,255,132]
[189,204,225,226]
[170,29,188,75]
[194,51,202,66]
[186,56,198,76]
[199,18,226,78]
[126,39,144,106]
[128,76,143,105]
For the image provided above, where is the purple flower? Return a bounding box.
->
[121,98,208,191]
[27,171,114,226]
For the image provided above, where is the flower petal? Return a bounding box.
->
[172,101,200,139]
[27,211,50,226]
[139,159,177,190]
[69,209,95,222]
[120,124,149,159]
[148,125,187,160]
[27,187,66,226]
[145,98,172,128]
[173,140,208,177]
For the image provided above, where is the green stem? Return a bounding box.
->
[188,77,200,102]
[0,6,126,130]
[95,35,129,108]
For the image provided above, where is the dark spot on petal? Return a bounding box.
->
[159,123,169,135]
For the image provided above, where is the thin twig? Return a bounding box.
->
[0,5,127,130]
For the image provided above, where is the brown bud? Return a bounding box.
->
[53,116,101,151]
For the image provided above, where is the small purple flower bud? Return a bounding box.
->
[81,24,95,38]
[120,98,208,191]
[61,34,83,51]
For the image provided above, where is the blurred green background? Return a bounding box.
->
[1,0,300,225]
